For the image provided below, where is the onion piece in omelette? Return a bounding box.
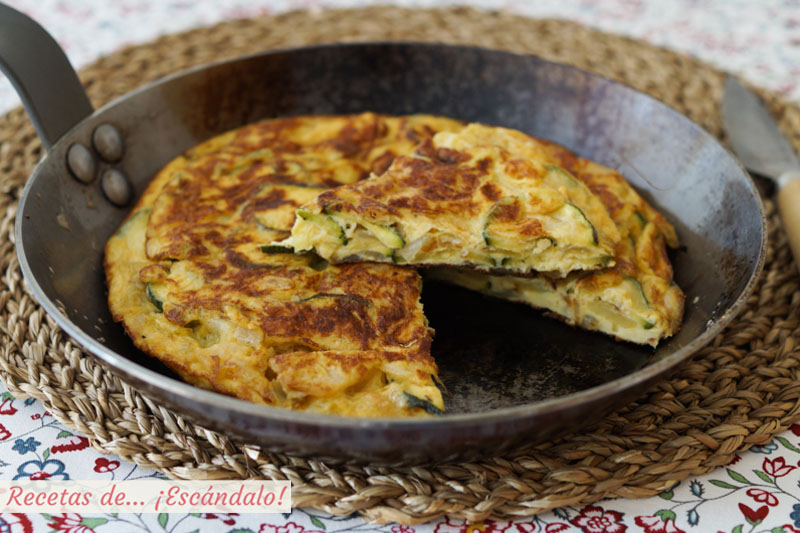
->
[280,124,622,277]
[105,113,464,417]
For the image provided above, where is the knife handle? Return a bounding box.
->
[778,175,800,272]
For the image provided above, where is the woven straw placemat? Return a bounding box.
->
[0,7,799,525]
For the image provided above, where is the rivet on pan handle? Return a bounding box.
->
[0,2,94,150]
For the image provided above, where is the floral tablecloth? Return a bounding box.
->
[2,1,800,531]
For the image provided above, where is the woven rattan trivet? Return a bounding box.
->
[0,7,799,525]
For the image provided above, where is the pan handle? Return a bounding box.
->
[0,3,93,150]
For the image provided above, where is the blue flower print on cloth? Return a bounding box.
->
[13,458,69,480]
[11,437,39,455]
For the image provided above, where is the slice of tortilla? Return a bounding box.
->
[281,124,621,277]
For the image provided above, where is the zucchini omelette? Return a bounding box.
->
[105,112,685,418]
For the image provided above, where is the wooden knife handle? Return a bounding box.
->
[778,176,800,272]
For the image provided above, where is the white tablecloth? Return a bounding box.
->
[1,1,799,531]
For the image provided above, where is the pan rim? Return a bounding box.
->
[14,41,768,431]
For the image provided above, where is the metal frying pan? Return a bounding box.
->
[1,4,766,463]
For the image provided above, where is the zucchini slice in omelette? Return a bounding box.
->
[428,135,684,346]
[281,124,621,277]
[106,113,464,417]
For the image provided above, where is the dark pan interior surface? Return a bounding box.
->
[424,282,653,413]
[15,43,765,462]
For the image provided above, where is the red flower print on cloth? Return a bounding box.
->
[0,422,11,441]
[0,398,17,415]
[790,424,800,437]
[545,525,574,533]
[259,522,323,533]
[763,456,796,478]
[0,513,33,533]
[93,458,119,473]
[746,487,779,506]
[434,517,512,533]
[51,435,89,454]
[569,506,626,533]
[392,526,416,533]
[727,454,742,466]
[201,513,239,526]
[507,523,537,533]
[634,516,684,533]
[46,514,95,533]
[738,503,769,524]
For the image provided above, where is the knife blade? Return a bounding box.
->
[722,76,800,271]
[723,77,800,182]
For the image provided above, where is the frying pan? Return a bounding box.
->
[1,4,766,463]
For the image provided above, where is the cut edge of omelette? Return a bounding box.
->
[280,124,622,278]
[104,113,457,418]
[429,243,682,347]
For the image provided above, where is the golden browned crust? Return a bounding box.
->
[106,113,462,417]
[284,124,622,277]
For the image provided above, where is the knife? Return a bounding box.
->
[722,76,800,270]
